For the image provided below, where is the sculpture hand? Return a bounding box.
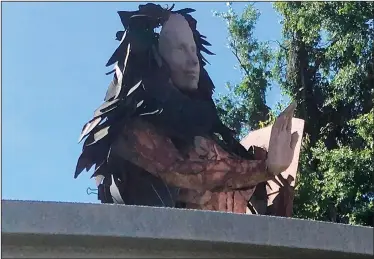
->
[266,102,299,175]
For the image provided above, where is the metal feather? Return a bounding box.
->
[86,126,110,147]
[106,30,129,67]
[127,80,143,97]
[90,161,107,178]
[104,80,119,102]
[93,98,120,118]
[199,38,211,46]
[115,31,125,41]
[199,44,215,56]
[75,152,94,178]
[175,8,196,15]
[105,69,116,75]
[78,117,102,143]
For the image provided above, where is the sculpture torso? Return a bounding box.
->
[106,118,268,213]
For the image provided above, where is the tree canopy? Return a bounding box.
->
[215,2,374,226]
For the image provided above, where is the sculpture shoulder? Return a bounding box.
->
[112,118,236,169]
[119,118,173,147]
[112,118,186,170]
[117,121,247,167]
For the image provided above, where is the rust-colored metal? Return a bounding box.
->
[111,119,275,195]
[178,145,268,213]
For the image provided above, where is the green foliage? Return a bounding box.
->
[213,3,273,138]
[301,110,374,225]
[215,2,374,226]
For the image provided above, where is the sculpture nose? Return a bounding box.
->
[187,49,199,67]
[190,55,198,65]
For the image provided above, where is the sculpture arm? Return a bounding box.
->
[112,119,273,192]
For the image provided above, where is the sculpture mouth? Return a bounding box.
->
[185,71,198,78]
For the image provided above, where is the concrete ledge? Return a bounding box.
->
[2,200,373,258]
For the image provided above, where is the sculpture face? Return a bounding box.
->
[158,14,200,91]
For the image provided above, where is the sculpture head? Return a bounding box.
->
[158,14,200,91]
[105,3,216,100]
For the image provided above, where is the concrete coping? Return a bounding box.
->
[2,200,373,258]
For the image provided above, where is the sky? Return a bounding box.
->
[2,1,282,203]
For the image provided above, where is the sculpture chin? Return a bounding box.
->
[186,82,199,91]
[174,79,199,92]
[178,84,198,92]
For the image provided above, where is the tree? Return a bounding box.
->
[213,3,274,140]
[215,2,374,226]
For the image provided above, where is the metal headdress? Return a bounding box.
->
[104,3,216,102]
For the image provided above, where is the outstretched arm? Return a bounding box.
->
[112,119,273,192]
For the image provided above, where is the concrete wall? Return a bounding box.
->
[2,200,373,258]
